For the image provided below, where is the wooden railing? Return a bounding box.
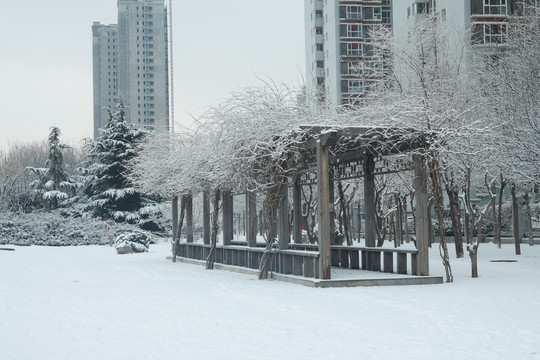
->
[177,243,320,278]
[177,242,418,278]
[290,244,419,275]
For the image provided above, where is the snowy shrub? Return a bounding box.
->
[114,231,151,254]
[0,211,142,247]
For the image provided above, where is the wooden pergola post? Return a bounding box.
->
[292,178,303,244]
[222,190,233,245]
[246,191,257,247]
[278,184,289,250]
[364,152,379,271]
[203,191,210,245]
[317,137,333,279]
[229,194,234,239]
[172,195,178,243]
[186,194,193,243]
[414,154,430,276]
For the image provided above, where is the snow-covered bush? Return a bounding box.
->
[0,211,141,247]
[114,231,151,254]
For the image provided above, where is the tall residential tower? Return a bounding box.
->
[93,0,169,138]
[304,0,392,107]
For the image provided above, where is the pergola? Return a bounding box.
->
[174,125,432,281]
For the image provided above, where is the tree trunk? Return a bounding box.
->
[445,184,464,258]
[490,181,497,245]
[463,167,483,278]
[402,195,410,243]
[206,188,221,270]
[258,182,286,279]
[429,158,453,283]
[172,195,188,263]
[511,183,522,255]
[337,181,352,246]
[471,214,483,278]
[470,247,478,278]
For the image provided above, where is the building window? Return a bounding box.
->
[315,10,323,18]
[362,7,374,19]
[382,10,391,23]
[317,77,325,85]
[484,0,507,15]
[484,23,508,44]
[374,7,382,20]
[347,24,362,37]
[346,42,362,56]
[316,43,324,51]
[347,80,364,94]
[317,60,324,68]
[348,62,362,75]
[346,6,362,19]
[316,27,323,35]
[414,2,428,15]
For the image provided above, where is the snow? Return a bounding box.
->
[1,242,539,360]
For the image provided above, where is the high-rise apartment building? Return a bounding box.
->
[305,0,538,108]
[93,0,169,138]
[393,0,537,50]
[304,0,392,107]
[92,23,119,138]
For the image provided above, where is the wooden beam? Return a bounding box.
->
[186,195,193,243]
[364,153,376,270]
[414,154,430,276]
[278,184,289,250]
[229,194,234,241]
[292,178,303,244]
[203,191,210,245]
[317,140,331,279]
[246,191,257,247]
[172,196,178,243]
[222,190,233,245]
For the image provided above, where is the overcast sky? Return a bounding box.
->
[0,0,305,148]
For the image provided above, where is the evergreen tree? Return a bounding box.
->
[27,127,78,209]
[83,100,157,224]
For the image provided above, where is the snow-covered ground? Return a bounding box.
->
[1,241,539,360]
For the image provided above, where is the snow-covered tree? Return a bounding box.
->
[478,3,540,253]
[26,127,80,209]
[83,100,160,226]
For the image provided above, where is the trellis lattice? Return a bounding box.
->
[296,156,413,185]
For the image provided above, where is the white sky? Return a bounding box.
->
[0,0,305,148]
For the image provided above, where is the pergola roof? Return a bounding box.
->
[290,125,431,180]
